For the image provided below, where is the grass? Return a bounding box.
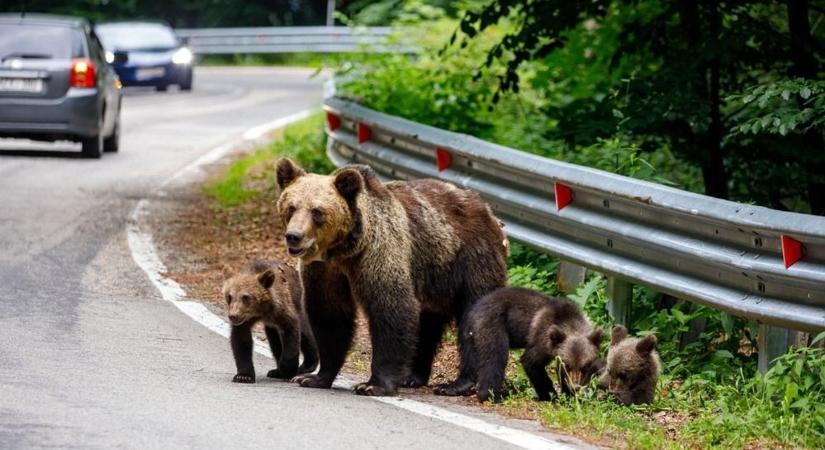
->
[203,112,333,208]
[198,53,347,68]
[201,114,825,449]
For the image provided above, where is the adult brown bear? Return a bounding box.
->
[275,158,508,396]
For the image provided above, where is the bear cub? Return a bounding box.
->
[435,287,604,402]
[598,325,660,405]
[222,260,318,383]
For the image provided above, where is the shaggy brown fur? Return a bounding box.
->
[222,260,318,383]
[434,287,604,401]
[275,158,508,396]
[598,325,661,405]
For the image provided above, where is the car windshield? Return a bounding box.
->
[0,24,82,60]
[96,23,178,51]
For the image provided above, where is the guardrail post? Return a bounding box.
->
[607,277,633,327]
[757,324,799,372]
[557,261,587,294]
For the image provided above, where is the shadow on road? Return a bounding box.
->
[0,149,83,159]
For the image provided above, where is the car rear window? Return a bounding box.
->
[0,24,83,60]
[96,23,178,51]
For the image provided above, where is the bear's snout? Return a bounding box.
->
[285,231,303,247]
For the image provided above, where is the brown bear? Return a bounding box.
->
[598,325,660,405]
[222,260,318,383]
[434,287,604,401]
[275,158,508,396]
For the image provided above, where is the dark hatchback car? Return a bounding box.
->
[95,22,193,92]
[0,14,122,158]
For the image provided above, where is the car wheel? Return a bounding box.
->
[180,71,193,91]
[156,85,168,92]
[81,134,103,159]
[104,117,120,153]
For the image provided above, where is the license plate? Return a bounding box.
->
[135,67,165,80]
[0,77,43,93]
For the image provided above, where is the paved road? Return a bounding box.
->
[0,67,558,449]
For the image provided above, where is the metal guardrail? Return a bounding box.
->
[175,26,410,54]
[322,97,825,344]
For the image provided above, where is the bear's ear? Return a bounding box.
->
[548,325,567,345]
[258,269,276,289]
[636,334,657,356]
[588,328,605,346]
[610,325,628,346]
[333,167,363,201]
[276,158,306,190]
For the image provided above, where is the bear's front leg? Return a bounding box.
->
[270,323,300,379]
[231,323,255,384]
[353,278,419,397]
[294,263,355,389]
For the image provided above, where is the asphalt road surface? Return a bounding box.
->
[0,67,576,449]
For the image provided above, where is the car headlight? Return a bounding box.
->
[172,47,193,65]
[105,51,114,64]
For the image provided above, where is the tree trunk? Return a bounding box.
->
[705,0,728,199]
[787,0,825,215]
[681,0,729,199]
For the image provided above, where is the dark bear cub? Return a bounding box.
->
[598,325,660,405]
[434,287,604,402]
[222,260,318,383]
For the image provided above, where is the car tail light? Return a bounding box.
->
[70,58,96,88]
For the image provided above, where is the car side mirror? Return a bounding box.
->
[113,50,129,64]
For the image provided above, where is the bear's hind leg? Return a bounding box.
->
[264,326,284,379]
[402,311,448,388]
[297,326,319,374]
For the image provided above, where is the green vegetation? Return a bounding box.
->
[504,242,825,448]
[201,91,825,448]
[204,112,332,208]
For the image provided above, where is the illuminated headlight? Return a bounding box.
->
[105,51,114,64]
[172,47,193,65]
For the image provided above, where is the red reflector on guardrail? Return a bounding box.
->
[436,148,452,172]
[357,123,371,143]
[555,182,573,210]
[326,112,341,131]
[781,235,803,269]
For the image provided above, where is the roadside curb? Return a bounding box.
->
[126,108,587,450]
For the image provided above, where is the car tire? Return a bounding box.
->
[156,85,168,92]
[180,71,193,91]
[81,134,103,159]
[104,117,120,153]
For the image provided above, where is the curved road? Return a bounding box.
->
[0,67,574,449]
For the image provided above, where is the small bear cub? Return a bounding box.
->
[599,325,661,405]
[435,287,604,402]
[222,260,318,383]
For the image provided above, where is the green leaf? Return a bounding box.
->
[811,331,825,345]
[800,87,812,99]
[781,90,791,100]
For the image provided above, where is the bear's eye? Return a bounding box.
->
[311,208,325,225]
[241,294,252,306]
[225,294,232,304]
[286,205,296,219]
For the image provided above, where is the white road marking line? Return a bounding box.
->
[126,109,576,450]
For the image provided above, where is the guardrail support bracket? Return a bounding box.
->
[757,324,801,372]
[607,277,633,327]
[558,261,587,294]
